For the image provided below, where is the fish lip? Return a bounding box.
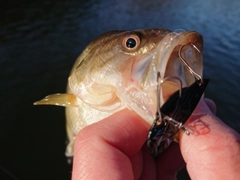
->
[135,30,203,91]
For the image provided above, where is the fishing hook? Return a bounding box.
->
[178,43,203,84]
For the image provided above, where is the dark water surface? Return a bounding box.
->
[1,0,240,179]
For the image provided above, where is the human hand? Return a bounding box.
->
[72,99,240,180]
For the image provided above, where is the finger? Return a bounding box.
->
[155,142,185,180]
[139,146,156,180]
[203,98,216,114]
[154,98,215,179]
[72,109,150,180]
[180,99,240,179]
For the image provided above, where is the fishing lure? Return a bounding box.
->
[147,43,209,156]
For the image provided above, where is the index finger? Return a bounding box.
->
[72,109,150,180]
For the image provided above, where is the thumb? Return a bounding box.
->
[179,98,240,179]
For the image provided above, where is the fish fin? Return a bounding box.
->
[34,93,77,107]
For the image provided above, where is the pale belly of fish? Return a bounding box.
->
[34,29,203,158]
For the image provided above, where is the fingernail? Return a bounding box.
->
[192,99,214,116]
[204,98,217,114]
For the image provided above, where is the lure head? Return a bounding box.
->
[147,116,179,156]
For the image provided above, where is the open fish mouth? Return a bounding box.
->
[123,30,203,123]
[156,31,203,98]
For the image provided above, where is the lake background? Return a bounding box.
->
[1,0,240,179]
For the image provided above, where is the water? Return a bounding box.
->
[1,0,240,179]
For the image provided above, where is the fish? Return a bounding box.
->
[34,29,203,158]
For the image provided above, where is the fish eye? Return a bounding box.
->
[122,34,140,51]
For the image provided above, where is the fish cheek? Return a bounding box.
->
[117,56,140,83]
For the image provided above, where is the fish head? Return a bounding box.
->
[68,29,203,124]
